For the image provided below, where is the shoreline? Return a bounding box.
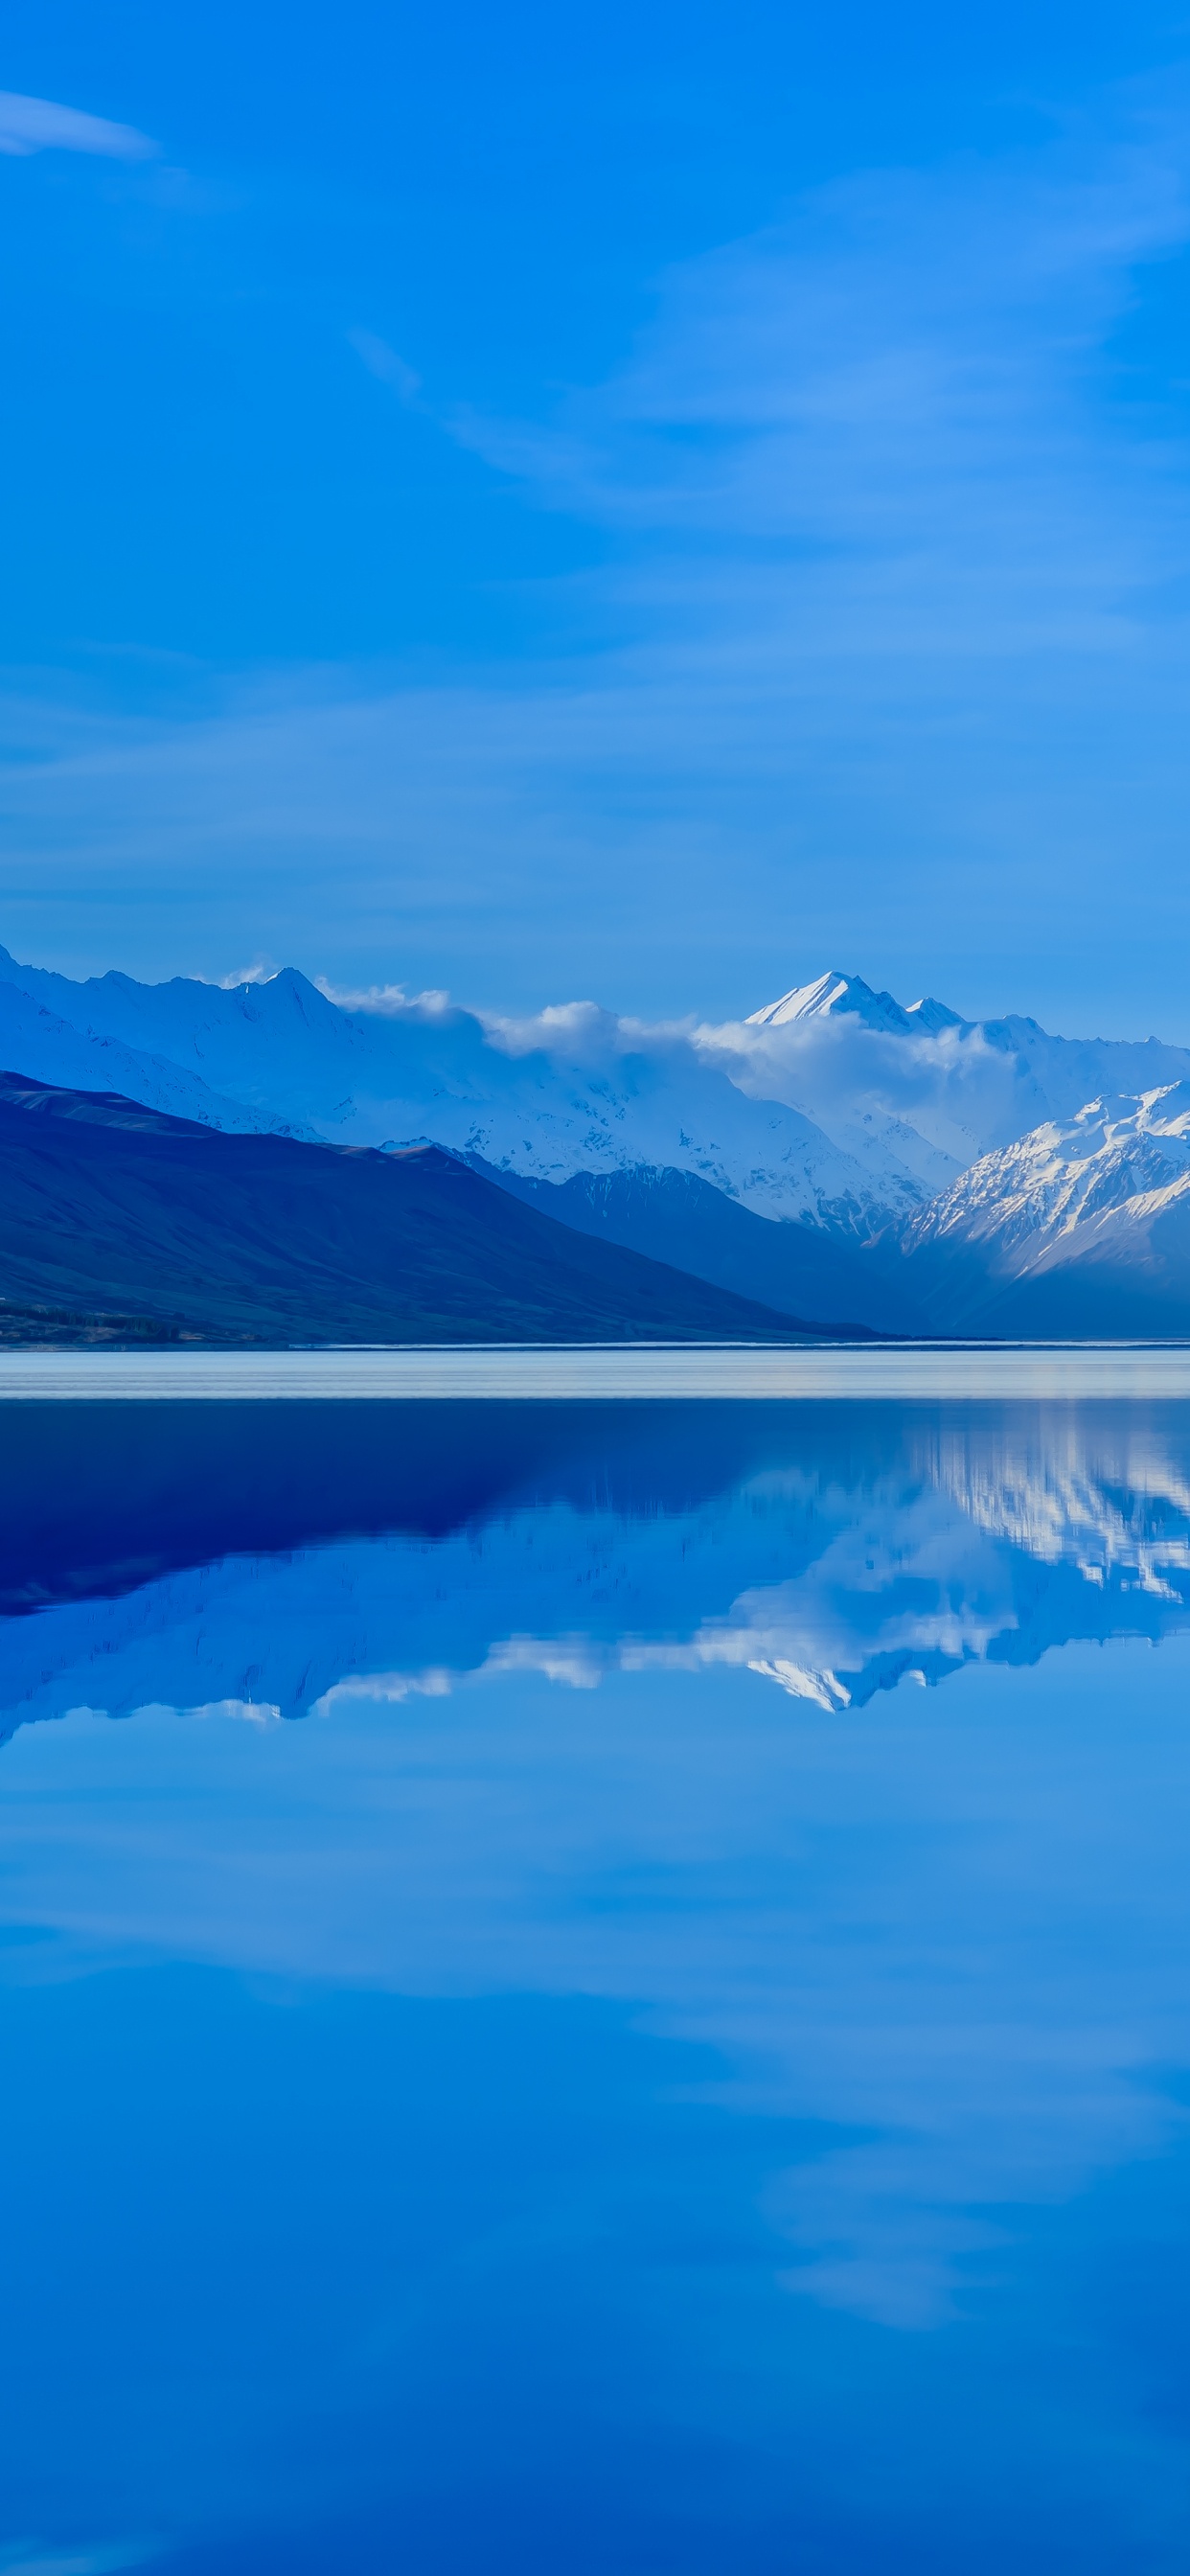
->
[0,1342,1188,1398]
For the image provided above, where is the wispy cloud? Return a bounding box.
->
[347,329,422,402]
[459,103,1190,652]
[0,2543,158,2576]
[215,958,280,989]
[316,978,453,1014]
[0,92,157,162]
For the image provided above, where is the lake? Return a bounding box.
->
[3,1352,1190,2570]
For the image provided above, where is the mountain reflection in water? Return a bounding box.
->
[1,1396,1188,1730]
[5,1395,1190,2573]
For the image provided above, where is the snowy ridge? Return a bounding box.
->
[899,1086,1190,1280]
[0,977,309,1138]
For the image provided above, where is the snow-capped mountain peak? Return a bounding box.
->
[746,970,929,1037]
[903,995,966,1035]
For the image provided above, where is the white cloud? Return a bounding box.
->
[483,1636,605,1688]
[316,978,454,1017]
[690,1009,1034,1162]
[347,328,422,402]
[0,92,157,161]
[313,1667,454,1714]
[214,959,280,989]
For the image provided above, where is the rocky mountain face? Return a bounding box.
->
[890,1086,1190,1334]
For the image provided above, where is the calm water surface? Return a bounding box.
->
[3,1381,1190,2570]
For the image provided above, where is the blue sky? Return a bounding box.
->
[4,0,1190,1029]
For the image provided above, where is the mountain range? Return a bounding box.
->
[0,942,1187,1337]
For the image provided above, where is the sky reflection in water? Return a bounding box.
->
[2,1395,1190,2572]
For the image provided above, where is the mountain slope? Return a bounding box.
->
[475,1160,923,1334]
[0,973,310,1137]
[893,1085,1190,1333]
[0,1070,822,1346]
